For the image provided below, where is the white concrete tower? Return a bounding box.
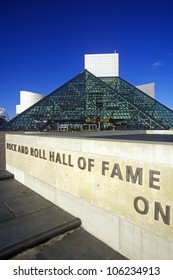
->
[16,91,44,114]
[84,52,119,77]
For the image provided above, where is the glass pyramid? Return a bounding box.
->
[2,70,173,131]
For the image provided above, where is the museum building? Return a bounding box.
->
[1,53,173,131]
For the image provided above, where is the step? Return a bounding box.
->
[0,170,14,181]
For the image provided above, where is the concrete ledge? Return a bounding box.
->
[0,175,81,259]
[0,170,14,181]
[0,215,81,259]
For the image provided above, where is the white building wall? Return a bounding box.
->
[84,53,119,77]
[136,83,155,98]
[16,91,44,114]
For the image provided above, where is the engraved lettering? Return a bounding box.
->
[134,196,149,215]
[126,166,143,185]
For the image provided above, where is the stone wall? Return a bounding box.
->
[5,133,173,259]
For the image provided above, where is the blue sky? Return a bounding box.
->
[1,0,173,119]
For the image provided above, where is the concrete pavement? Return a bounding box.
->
[0,170,127,260]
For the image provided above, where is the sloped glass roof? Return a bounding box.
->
[1,70,173,131]
[101,76,173,129]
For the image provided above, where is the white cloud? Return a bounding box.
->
[152,60,161,69]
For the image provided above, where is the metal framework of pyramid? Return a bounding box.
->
[2,70,173,131]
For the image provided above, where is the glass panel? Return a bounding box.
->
[2,70,173,131]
